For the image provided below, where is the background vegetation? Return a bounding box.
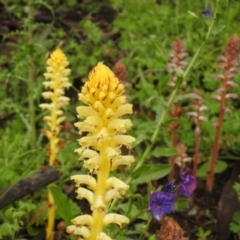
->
[0,0,240,239]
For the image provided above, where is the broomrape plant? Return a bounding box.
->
[66,62,135,240]
[39,49,71,240]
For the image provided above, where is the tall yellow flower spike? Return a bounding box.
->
[39,49,71,240]
[67,62,135,240]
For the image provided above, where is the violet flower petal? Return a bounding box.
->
[175,168,197,197]
[148,191,177,221]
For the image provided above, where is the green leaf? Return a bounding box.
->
[197,160,228,178]
[151,147,178,158]
[174,196,190,211]
[212,24,225,36]
[133,133,148,146]
[0,223,13,237]
[174,93,202,103]
[230,212,240,233]
[132,164,171,185]
[49,186,80,225]
[134,194,149,210]
[149,234,156,240]
[121,202,148,221]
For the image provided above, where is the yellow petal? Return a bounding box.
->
[56,116,66,125]
[39,103,52,110]
[93,101,105,112]
[85,116,103,128]
[71,175,96,190]
[83,158,100,172]
[76,106,98,118]
[97,232,112,240]
[105,177,129,195]
[79,136,99,148]
[76,187,93,205]
[108,119,132,133]
[76,148,99,159]
[111,155,135,170]
[42,91,54,99]
[92,195,106,211]
[75,122,97,134]
[116,104,133,117]
[105,189,121,202]
[66,225,90,238]
[112,135,135,148]
[71,214,94,227]
[103,213,129,228]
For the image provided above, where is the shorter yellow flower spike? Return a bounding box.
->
[40,48,71,240]
[68,62,135,240]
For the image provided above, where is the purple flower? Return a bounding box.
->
[162,181,175,193]
[148,191,177,221]
[202,9,211,18]
[175,168,197,197]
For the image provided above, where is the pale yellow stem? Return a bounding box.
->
[46,79,59,240]
[91,143,110,239]
[46,188,55,240]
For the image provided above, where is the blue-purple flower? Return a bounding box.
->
[161,181,175,193]
[202,9,211,18]
[175,168,197,197]
[148,191,177,221]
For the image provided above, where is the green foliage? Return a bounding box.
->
[231,181,240,235]
[197,160,228,178]
[174,196,190,212]
[49,185,80,225]
[0,201,36,240]
[131,164,171,185]
[196,227,211,239]
[230,211,240,233]
[233,181,240,200]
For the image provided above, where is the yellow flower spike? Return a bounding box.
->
[40,49,71,240]
[69,62,135,239]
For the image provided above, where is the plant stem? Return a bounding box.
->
[27,0,36,148]
[193,109,201,177]
[206,77,227,192]
[175,0,179,35]
[46,188,55,240]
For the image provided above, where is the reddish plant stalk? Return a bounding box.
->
[167,39,188,180]
[206,34,239,192]
[168,106,182,181]
[193,110,201,177]
[169,121,180,180]
[206,80,228,192]
[189,90,207,177]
